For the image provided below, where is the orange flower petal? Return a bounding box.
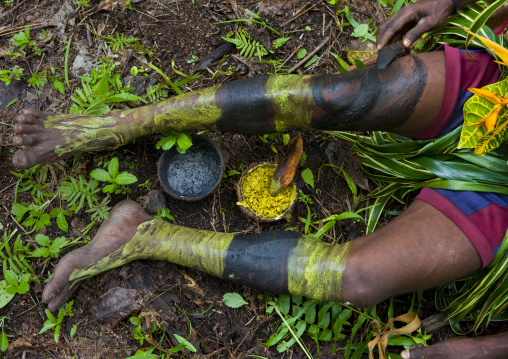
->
[484,104,503,132]
[463,27,508,66]
[468,88,504,104]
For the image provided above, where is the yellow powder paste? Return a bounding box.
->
[239,164,296,219]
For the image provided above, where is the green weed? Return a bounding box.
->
[90,157,138,194]
[39,300,74,343]
[223,27,268,61]
[155,130,193,154]
[0,316,9,352]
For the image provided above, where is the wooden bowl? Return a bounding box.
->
[236,162,297,222]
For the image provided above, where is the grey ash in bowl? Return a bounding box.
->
[158,135,224,201]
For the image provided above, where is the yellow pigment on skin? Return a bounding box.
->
[239,164,296,219]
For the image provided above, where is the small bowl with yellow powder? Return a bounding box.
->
[236,162,297,221]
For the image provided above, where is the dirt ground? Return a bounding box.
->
[0,0,506,358]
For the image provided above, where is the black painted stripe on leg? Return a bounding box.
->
[222,231,301,293]
[214,75,277,135]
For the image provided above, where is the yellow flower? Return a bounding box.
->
[466,88,508,132]
[462,26,508,67]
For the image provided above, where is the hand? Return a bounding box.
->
[376,0,455,50]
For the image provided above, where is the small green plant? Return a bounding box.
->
[264,295,348,353]
[155,130,193,154]
[39,300,74,343]
[27,70,48,96]
[90,157,138,194]
[258,58,289,75]
[0,66,24,86]
[138,179,151,191]
[4,270,30,296]
[59,175,100,213]
[103,32,140,52]
[70,59,142,115]
[0,317,9,352]
[130,316,150,345]
[31,234,70,262]
[300,168,314,188]
[273,37,290,49]
[75,0,89,7]
[258,132,279,153]
[304,55,319,68]
[341,6,376,43]
[124,0,135,10]
[11,165,56,205]
[154,208,175,222]
[12,25,36,51]
[223,27,268,61]
[223,292,248,308]
[130,66,145,76]
[12,201,56,233]
[186,55,199,65]
[81,197,111,235]
[39,29,51,41]
[145,84,169,103]
[5,49,21,58]
[0,225,37,309]
[297,48,307,60]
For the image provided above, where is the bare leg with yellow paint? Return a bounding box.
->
[13,52,445,169]
[43,199,481,316]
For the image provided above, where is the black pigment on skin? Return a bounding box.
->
[223,231,300,293]
[376,43,410,70]
[215,76,277,135]
[310,56,427,131]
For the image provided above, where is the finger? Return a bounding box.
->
[377,9,419,49]
[403,18,438,47]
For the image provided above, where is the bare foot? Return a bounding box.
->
[12,107,137,169]
[42,200,152,312]
[401,334,508,359]
[12,109,65,169]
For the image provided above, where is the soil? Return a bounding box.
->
[0,1,506,358]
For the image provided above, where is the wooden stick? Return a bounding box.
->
[288,36,330,74]
[0,22,55,37]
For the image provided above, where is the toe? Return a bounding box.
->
[42,263,79,312]
[17,114,40,125]
[22,108,46,119]
[12,149,38,169]
[14,123,39,135]
[13,134,39,146]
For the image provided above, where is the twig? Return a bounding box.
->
[0,182,16,194]
[0,22,55,37]
[282,1,319,26]
[120,49,135,77]
[0,0,26,21]
[0,121,14,127]
[288,36,330,73]
[281,44,302,68]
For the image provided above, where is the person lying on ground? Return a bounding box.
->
[11,1,508,358]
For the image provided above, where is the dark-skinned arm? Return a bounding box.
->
[376,0,479,50]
